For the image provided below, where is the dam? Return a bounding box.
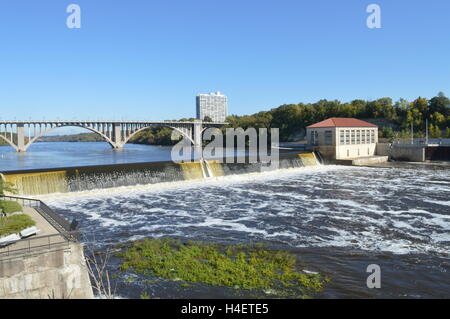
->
[1,152,320,196]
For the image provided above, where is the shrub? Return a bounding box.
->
[0,180,17,195]
[0,214,36,237]
[0,200,23,214]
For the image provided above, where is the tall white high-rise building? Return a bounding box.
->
[196,92,228,122]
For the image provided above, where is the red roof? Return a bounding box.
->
[307,118,377,128]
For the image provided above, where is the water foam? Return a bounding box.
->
[43,165,450,255]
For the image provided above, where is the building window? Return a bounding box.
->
[340,130,345,145]
[325,131,332,145]
[311,130,319,146]
[356,130,361,144]
[351,130,355,144]
[370,130,375,143]
[362,130,366,144]
[345,130,350,144]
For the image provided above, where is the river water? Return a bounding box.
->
[0,142,176,171]
[1,142,449,298]
[39,163,450,299]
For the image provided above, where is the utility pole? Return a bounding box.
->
[425,118,428,145]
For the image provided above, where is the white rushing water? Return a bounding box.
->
[39,164,450,255]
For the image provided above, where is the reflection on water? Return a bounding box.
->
[0,142,175,171]
[41,164,450,299]
[0,142,254,172]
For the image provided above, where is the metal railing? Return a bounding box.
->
[393,138,450,146]
[0,195,40,208]
[0,232,79,260]
[0,195,80,242]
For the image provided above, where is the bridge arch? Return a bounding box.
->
[121,125,195,146]
[0,134,19,152]
[23,125,117,151]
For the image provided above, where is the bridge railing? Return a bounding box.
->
[0,120,228,125]
[393,138,450,146]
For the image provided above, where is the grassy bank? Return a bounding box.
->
[0,215,36,237]
[0,200,35,237]
[118,238,330,298]
[0,200,23,214]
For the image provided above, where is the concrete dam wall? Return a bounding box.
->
[2,152,320,196]
[376,144,450,162]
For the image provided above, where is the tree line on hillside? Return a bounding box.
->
[131,93,450,144]
[38,133,104,142]
[1,93,449,147]
[0,133,103,146]
[226,92,450,141]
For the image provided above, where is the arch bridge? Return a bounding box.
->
[0,121,226,152]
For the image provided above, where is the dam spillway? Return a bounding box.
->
[1,152,320,196]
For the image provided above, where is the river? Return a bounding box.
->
[1,142,449,298]
[0,142,176,171]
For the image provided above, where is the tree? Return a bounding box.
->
[429,92,450,117]
[429,124,442,138]
[431,112,446,128]
[0,179,17,195]
[412,97,429,114]
[380,127,395,138]
[203,116,213,122]
[83,236,117,299]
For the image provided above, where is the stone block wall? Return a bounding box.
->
[0,243,93,299]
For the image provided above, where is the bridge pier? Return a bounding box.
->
[16,124,26,152]
[192,122,204,159]
[193,122,203,148]
[112,123,123,149]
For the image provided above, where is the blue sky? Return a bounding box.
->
[0,0,449,123]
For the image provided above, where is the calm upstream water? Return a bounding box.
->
[1,142,449,298]
[0,142,176,171]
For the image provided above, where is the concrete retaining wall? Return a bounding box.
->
[351,156,389,166]
[376,143,391,156]
[390,146,425,162]
[0,243,93,299]
[375,143,426,162]
[333,156,388,166]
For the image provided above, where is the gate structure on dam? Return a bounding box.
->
[0,120,226,152]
